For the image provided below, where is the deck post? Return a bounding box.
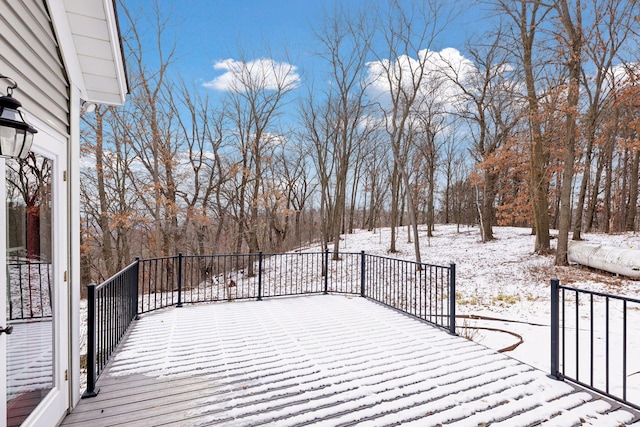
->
[449,264,456,335]
[360,251,366,297]
[134,257,140,319]
[550,278,561,379]
[82,283,100,398]
[177,253,183,308]
[324,249,329,295]
[131,257,140,320]
[257,252,263,301]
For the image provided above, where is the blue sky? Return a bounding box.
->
[119,0,488,94]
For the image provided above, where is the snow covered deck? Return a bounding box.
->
[62,295,639,426]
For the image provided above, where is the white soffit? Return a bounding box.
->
[51,0,127,106]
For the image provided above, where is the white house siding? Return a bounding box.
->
[0,0,69,136]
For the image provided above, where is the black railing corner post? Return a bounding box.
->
[324,249,329,295]
[449,263,456,335]
[550,278,561,380]
[257,252,263,301]
[82,283,100,398]
[176,253,183,308]
[134,257,141,319]
[360,251,366,297]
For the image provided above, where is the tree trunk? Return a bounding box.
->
[94,109,114,273]
[603,146,614,233]
[573,112,596,240]
[481,168,496,241]
[520,5,551,253]
[555,0,582,266]
[625,149,639,231]
[389,163,400,253]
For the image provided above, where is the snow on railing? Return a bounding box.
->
[551,278,640,410]
[83,251,455,398]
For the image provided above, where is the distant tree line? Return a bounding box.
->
[80,0,640,283]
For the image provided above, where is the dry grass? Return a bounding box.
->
[492,293,521,305]
[528,262,635,291]
[456,318,481,341]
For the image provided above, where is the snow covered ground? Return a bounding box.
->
[307,224,640,405]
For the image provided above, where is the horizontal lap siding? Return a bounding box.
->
[0,0,69,136]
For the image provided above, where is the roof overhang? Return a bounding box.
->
[47,0,128,106]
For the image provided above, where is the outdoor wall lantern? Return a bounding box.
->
[0,74,37,159]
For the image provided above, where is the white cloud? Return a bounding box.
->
[607,62,640,88]
[203,58,301,92]
[366,47,476,113]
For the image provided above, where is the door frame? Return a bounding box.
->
[1,156,7,422]
[1,115,70,426]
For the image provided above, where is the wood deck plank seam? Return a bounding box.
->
[189,352,528,420]
[311,374,541,426]
[189,362,539,425]
[63,379,224,415]
[104,342,496,404]
[491,392,605,426]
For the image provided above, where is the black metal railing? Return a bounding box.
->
[83,260,139,398]
[364,253,456,334]
[136,251,455,329]
[137,251,360,312]
[84,251,455,397]
[551,278,640,410]
[6,262,53,320]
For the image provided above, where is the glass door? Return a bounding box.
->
[5,154,54,426]
[1,127,69,426]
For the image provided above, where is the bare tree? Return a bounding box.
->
[573,0,638,239]
[82,106,115,274]
[553,0,583,266]
[496,0,553,253]
[442,31,522,241]
[370,0,449,261]
[222,48,298,256]
[304,4,375,258]
[361,132,390,231]
[440,118,466,225]
[118,1,181,257]
[81,104,140,280]
[171,79,232,255]
[269,137,315,250]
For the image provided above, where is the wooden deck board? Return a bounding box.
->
[62,374,222,425]
[61,296,640,426]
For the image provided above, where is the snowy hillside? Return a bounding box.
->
[306,224,640,373]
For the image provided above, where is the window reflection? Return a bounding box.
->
[5,153,54,427]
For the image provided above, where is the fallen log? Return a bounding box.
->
[568,240,640,279]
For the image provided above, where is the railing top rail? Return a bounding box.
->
[363,252,453,270]
[182,252,277,259]
[183,251,326,257]
[95,259,139,292]
[151,252,453,271]
[558,283,640,304]
[7,261,51,266]
[138,255,180,262]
